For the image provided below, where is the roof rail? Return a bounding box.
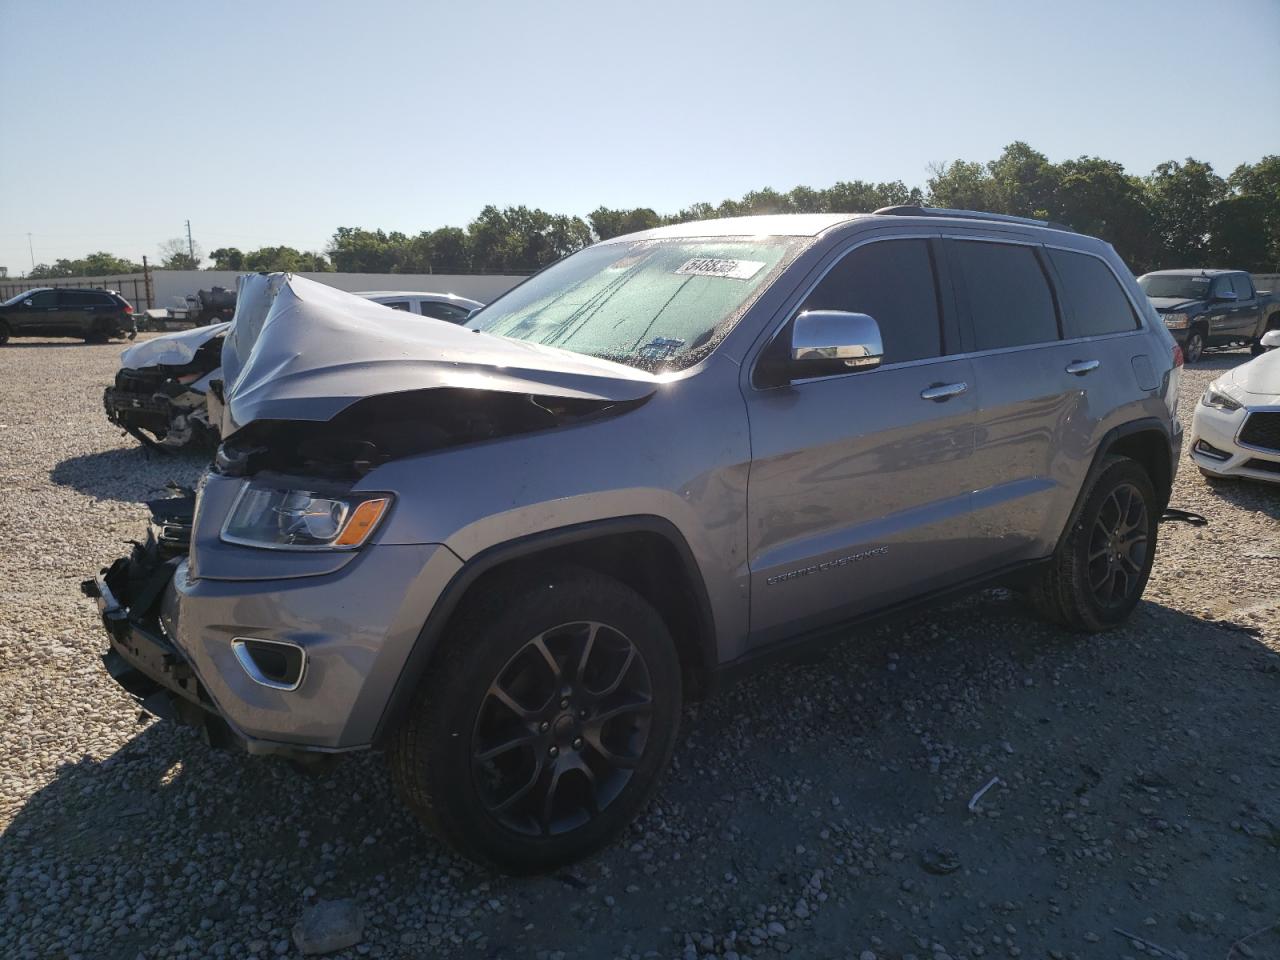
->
[872,205,1075,233]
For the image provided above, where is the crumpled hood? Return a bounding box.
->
[1148,297,1202,312]
[220,274,658,436]
[119,321,230,369]
[1223,347,1280,397]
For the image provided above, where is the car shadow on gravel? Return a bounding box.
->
[50,447,210,503]
[3,594,1279,959]
[1199,474,1280,521]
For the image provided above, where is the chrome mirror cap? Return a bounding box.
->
[791,310,884,370]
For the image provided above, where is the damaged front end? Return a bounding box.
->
[104,322,228,452]
[81,494,233,743]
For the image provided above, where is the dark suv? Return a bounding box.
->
[0,287,136,343]
[89,208,1183,873]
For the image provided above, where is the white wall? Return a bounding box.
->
[1,270,526,310]
[150,271,524,309]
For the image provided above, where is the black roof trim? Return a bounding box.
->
[873,205,1075,233]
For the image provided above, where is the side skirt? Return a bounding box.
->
[707,557,1052,694]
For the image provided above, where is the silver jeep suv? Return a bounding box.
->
[87,207,1183,873]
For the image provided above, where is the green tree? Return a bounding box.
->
[1056,157,1158,272]
[1145,159,1227,266]
[589,206,662,241]
[926,160,1000,211]
[159,237,202,270]
[1227,156,1280,271]
[27,251,142,278]
[209,247,245,270]
[987,141,1060,218]
[327,227,404,272]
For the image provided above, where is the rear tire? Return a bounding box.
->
[389,565,682,874]
[1029,456,1158,633]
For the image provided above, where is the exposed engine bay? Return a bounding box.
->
[104,326,227,451]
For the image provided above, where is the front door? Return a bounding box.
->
[13,289,60,334]
[743,235,981,648]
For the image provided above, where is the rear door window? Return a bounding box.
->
[799,238,943,364]
[1230,274,1254,300]
[59,290,99,307]
[951,241,1058,351]
[1046,249,1139,338]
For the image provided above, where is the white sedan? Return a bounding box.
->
[1190,330,1280,482]
[356,291,483,324]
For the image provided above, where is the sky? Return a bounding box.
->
[1,0,1278,275]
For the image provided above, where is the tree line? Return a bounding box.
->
[24,144,1279,281]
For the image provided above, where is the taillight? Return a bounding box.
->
[123,304,134,315]
[1172,342,1184,367]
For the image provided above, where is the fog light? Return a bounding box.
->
[231,638,306,691]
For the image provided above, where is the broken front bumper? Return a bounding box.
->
[81,497,341,757]
[85,490,463,755]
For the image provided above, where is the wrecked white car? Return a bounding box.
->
[104,321,229,450]
[105,283,485,451]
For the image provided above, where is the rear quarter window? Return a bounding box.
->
[951,241,1058,351]
[1046,249,1139,338]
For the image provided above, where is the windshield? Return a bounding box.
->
[1,289,46,306]
[467,237,804,371]
[1138,274,1211,301]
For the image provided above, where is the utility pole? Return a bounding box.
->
[27,233,35,273]
[185,220,195,262]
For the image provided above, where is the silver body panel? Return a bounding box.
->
[148,214,1181,749]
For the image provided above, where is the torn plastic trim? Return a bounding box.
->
[215,386,648,479]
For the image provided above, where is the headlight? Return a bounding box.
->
[1162,312,1190,330]
[1200,386,1242,412]
[221,484,391,550]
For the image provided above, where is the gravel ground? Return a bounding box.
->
[1,338,1278,960]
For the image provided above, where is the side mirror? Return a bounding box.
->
[791,310,884,371]
[23,299,32,307]
[1261,329,1280,350]
[1214,290,1238,302]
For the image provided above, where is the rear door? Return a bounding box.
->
[1230,273,1261,338]
[743,233,982,648]
[953,236,1146,567]
[59,290,104,335]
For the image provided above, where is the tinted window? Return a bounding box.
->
[60,290,107,306]
[1046,249,1138,338]
[26,290,56,307]
[1210,276,1234,299]
[1231,274,1254,300]
[381,300,411,312]
[799,239,942,363]
[419,301,472,323]
[952,241,1058,350]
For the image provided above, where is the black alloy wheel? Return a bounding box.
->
[1085,482,1149,608]
[472,620,653,837]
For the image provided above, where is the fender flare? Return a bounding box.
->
[372,515,718,744]
[1052,416,1177,555]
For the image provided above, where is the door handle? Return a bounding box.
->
[920,381,968,402]
[1065,359,1100,376]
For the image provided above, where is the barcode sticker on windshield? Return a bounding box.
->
[675,257,766,281]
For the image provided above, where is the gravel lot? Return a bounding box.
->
[2,338,1278,960]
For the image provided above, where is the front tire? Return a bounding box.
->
[0,319,9,345]
[1029,456,1158,633]
[1183,328,1205,364]
[390,566,682,874]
